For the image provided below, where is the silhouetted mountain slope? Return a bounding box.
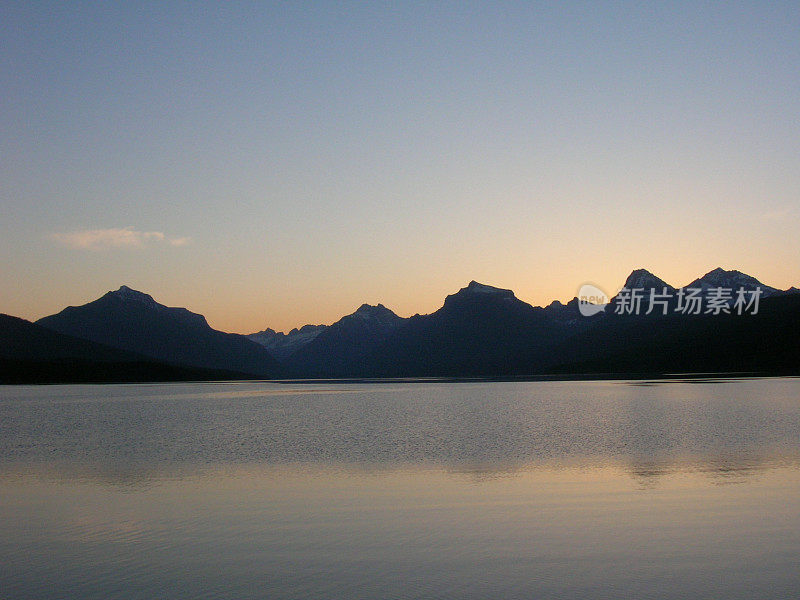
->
[356,281,566,377]
[14,267,800,381]
[286,303,405,377]
[548,270,799,376]
[541,297,583,322]
[0,314,246,383]
[36,286,282,377]
[547,294,800,376]
[2,313,141,362]
[353,274,800,378]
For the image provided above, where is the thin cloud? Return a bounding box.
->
[51,227,191,250]
[168,236,192,247]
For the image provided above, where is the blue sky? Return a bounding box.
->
[2,1,799,332]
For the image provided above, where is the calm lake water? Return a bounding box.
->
[1,378,799,599]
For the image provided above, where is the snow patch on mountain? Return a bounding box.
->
[248,324,327,359]
[685,268,778,296]
[622,269,675,292]
[111,285,159,306]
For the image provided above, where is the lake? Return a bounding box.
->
[1,378,799,599]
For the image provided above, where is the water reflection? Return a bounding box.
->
[1,378,800,488]
[0,450,797,492]
[2,380,800,600]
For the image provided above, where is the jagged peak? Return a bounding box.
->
[250,323,327,338]
[356,303,387,313]
[687,267,776,293]
[105,285,211,328]
[622,269,674,291]
[695,267,749,282]
[109,285,158,305]
[541,297,582,320]
[251,327,278,337]
[287,324,328,335]
[348,303,401,325]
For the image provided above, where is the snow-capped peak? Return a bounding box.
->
[622,269,674,291]
[463,281,516,297]
[111,285,158,306]
[352,303,400,324]
[686,268,778,295]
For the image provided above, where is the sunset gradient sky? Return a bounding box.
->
[2,2,799,333]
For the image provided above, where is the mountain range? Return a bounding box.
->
[1,267,798,383]
[36,286,282,377]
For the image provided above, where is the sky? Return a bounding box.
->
[2,1,799,333]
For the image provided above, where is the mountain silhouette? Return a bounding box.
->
[37,286,283,377]
[286,303,406,377]
[9,268,800,383]
[622,268,676,293]
[0,313,247,383]
[353,281,564,377]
